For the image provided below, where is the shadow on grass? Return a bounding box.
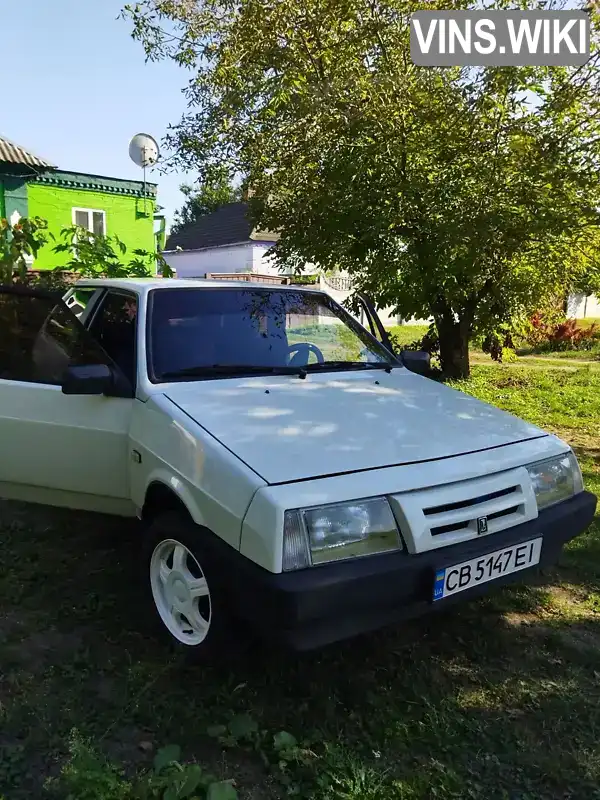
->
[1,499,600,799]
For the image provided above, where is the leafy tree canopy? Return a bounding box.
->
[170,167,242,235]
[125,0,600,377]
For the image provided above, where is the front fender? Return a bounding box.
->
[141,467,207,527]
[129,395,266,551]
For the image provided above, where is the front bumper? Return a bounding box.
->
[223,490,596,650]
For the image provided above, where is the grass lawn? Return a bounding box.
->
[387,324,430,348]
[515,343,600,360]
[1,364,600,799]
[523,349,600,360]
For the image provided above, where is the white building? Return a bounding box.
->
[567,293,600,320]
[163,202,287,278]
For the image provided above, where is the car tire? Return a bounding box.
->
[141,511,240,661]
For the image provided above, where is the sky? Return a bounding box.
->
[3,0,193,228]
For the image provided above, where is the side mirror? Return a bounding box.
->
[401,349,431,376]
[62,363,114,396]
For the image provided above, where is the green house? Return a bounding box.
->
[0,135,162,269]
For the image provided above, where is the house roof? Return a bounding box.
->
[34,169,157,199]
[0,135,55,169]
[165,202,278,252]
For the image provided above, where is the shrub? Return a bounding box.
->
[288,273,319,285]
[481,329,516,363]
[0,217,48,284]
[52,226,173,278]
[47,731,239,800]
[525,313,598,352]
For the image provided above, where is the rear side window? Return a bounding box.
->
[0,289,109,385]
[64,288,97,318]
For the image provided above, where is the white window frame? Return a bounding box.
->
[72,207,106,236]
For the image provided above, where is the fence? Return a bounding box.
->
[321,274,354,292]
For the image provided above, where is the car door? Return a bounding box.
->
[0,285,135,515]
[83,289,138,391]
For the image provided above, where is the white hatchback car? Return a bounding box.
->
[0,279,595,654]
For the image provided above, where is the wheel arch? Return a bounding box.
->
[141,473,205,526]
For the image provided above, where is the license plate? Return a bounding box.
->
[433,537,543,601]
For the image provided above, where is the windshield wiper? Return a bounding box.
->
[305,361,396,373]
[160,361,397,380]
[160,364,308,379]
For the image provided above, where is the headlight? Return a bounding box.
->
[527,451,583,511]
[282,497,401,571]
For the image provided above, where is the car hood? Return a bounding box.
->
[163,369,547,484]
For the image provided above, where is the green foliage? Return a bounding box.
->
[205,782,238,800]
[48,731,238,800]
[51,225,173,279]
[206,715,318,796]
[49,730,132,800]
[0,744,25,794]
[153,744,182,773]
[480,326,517,363]
[273,731,298,752]
[225,713,259,742]
[206,714,259,748]
[124,0,600,378]
[500,346,519,364]
[0,216,48,284]
[171,168,242,235]
[288,274,319,285]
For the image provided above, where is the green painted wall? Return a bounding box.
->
[0,180,5,218]
[28,183,156,269]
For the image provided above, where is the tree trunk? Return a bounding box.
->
[436,314,471,380]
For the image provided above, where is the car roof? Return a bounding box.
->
[72,277,322,294]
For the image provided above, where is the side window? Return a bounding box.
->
[87,292,138,387]
[0,289,109,385]
[64,288,97,319]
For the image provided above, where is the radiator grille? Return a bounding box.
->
[425,486,521,537]
[389,467,538,554]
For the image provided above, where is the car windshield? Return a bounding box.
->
[148,287,396,381]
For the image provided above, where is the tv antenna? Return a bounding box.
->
[128,133,159,214]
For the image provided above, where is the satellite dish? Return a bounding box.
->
[129,133,159,168]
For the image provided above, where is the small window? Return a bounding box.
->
[0,289,109,385]
[92,211,105,236]
[72,208,106,236]
[64,288,97,318]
